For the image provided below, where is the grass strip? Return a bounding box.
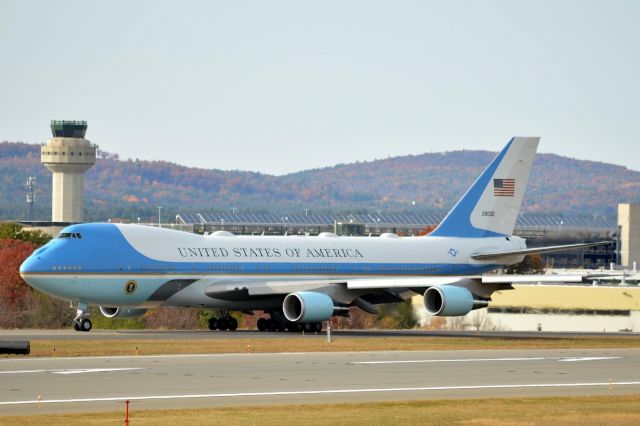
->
[5,335,640,357]
[1,395,639,425]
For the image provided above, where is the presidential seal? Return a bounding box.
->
[124,280,137,295]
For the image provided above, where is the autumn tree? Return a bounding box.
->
[503,254,544,274]
[0,222,51,245]
[376,300,418,329]
[416,224,437,236]
[0,238,39,327]
[0,238,37,305]
[0,225,68,328]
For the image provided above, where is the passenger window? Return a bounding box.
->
[58,233,72,239]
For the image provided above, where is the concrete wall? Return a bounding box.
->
[484,310,639,333]
[619,203,640,268]
[491,285,640,311]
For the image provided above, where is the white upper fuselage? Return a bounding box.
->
[120,225,525,270]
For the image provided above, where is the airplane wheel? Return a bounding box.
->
[228,317,238,331]
[314,322,323,332]
[218,317,229,331]
[80,318,92,332]
[73,321,81,331]
[266,318,277,332]
[257,318,267,331]
[303,322,313,332]
[286,322,300,332]
[208,318,218,331]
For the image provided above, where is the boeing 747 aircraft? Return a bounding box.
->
[20,137,606,332]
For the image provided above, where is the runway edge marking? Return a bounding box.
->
[351,356,622,364]
[2,381,640,406]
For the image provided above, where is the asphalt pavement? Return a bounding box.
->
[1,347,639,415]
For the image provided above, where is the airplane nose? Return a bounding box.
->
[20,255,36,275]
[20,249,45,275]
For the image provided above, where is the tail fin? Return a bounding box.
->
[430,137,539,238]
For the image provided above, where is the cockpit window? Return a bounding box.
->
[58,232,82,239]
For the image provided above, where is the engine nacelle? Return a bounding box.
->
[283,291,334,323]
[99,306,148,319]
[424,286,474,316]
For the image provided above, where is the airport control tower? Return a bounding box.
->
[41,120,97,222]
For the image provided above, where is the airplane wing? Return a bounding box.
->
[471,241,612,261]
[205,272,599,299]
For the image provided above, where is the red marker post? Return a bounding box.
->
[124,400,130,425]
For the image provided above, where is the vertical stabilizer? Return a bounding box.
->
[430,137,539,238]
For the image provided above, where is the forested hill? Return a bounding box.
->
[1,141,638,222]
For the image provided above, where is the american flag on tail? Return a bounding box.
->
[493,178,515,196]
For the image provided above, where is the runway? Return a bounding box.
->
[1,348,639,415]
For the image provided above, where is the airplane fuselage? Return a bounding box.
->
[20,223,526,309]
[19,137,546,332]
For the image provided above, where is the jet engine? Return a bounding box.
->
[283,291,334,323]
[424,286,485,316]
[99,306,148,319]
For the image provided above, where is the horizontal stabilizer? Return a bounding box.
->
[471,241,612,261]
[481,274,586,284]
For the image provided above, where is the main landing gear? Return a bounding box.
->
[207,313,238,331]
[256,311,323,333]
[73,303,92,332]
[205,311,323,333]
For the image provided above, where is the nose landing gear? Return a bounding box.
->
[73,303,92,332]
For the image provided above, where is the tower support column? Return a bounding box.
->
[51,171,86,223]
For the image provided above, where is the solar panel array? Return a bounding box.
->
[177,212,616,230]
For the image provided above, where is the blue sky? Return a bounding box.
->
[1,1,638,174]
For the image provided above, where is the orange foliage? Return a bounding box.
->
[0,239,37,305]
[416,224,437,236]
